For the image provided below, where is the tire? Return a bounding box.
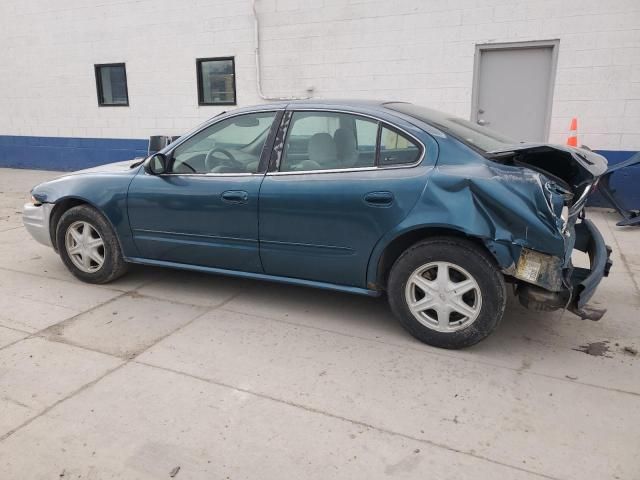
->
[388,237,506,349]
[55,204,128,284]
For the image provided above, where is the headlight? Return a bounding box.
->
[30,195,42,206]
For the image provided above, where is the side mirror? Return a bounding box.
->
[145,153,168,175]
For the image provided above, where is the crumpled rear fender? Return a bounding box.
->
[366,160,568,287]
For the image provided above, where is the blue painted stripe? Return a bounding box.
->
[0,135,148,171]
[590,150,640,209]
[0,135,637,210]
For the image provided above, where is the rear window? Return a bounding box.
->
[385,102,516,152]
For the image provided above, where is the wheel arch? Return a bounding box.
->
[368,225,508,291]
[49,197,108,251]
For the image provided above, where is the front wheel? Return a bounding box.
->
[56,205,128,284]
[388,237,506,349]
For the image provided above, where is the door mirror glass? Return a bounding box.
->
[146,153,168,175]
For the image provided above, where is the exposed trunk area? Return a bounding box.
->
[486,143,608,192]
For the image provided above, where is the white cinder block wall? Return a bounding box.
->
[0,0,639,150]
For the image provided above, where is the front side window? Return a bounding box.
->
[170,111,276,174]
[94,63,129,106]
[197,57,236,105]
[280,112,379,172]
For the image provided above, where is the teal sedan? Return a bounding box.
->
[23,100,611,349]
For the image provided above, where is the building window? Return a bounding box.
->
[94,63,129,106]
[196,57,236,106]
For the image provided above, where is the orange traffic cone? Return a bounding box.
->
[566,117,578,147]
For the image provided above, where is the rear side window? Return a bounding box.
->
[278,111,423,172]
[280,112,379,172]
[379,126,421,166]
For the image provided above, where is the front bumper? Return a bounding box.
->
[22,202,53,247]
[517,218,612,320]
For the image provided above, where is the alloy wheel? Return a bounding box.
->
[404,261,482,333]
[65,221,105,273]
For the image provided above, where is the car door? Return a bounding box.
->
[258,108,433,288]
[127,110,282,272]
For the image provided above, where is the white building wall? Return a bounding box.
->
[0,0,639,150]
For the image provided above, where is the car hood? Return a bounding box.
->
[486,143,608,190]
[31,159,143,201]
[63,159,143,176]
[30,158,145,205]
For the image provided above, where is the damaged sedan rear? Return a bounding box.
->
[23,100,612,349]
[386,103,612,325]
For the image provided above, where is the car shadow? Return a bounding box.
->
[115,264,567,354]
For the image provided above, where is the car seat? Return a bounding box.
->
[296,132,337,171]
[333,127,359,167]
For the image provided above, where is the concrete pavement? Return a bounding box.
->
[0,167,638,479]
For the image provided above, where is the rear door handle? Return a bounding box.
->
[221,190,249,204]
[364,191,394,207]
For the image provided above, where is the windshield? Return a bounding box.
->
[385,102,517,152]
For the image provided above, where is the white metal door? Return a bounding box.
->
[472,41,558,142]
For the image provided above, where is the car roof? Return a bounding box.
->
[286,98,391,107]
[229,99,407,114]
[286,99,417,114]
[210,100,447,139]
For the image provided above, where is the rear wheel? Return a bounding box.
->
[388,237,506,349]
[56,205,128,284]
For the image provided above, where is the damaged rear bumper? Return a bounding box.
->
[569,218,613,319]
[517,218,612,320]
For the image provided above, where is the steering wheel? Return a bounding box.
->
[205,148,244,172]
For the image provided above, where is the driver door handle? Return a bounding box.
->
[221,190,249,204]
